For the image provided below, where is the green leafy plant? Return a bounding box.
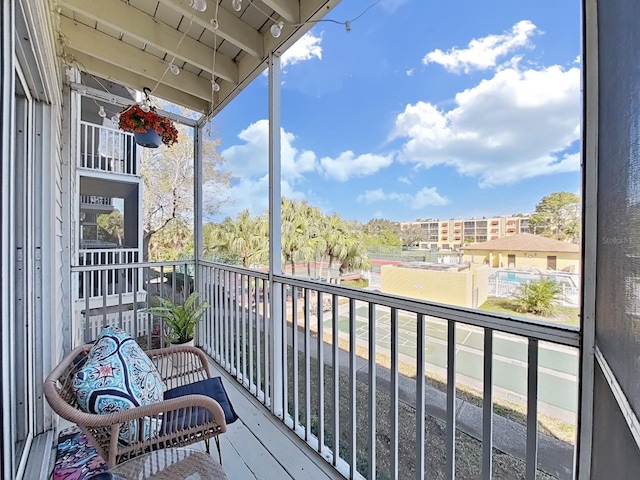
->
[514,277,563,316]
[146,291,209,344]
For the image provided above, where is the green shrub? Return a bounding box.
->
[514,277,562,316]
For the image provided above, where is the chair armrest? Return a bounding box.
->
[111,395,227,432]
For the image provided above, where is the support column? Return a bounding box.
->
[268,53,283,417]
[194,123,203,290]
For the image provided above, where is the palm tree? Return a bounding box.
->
[320,213,354,282]
[338,234,371,283]
[212,210,268,267]
[281,199,314,276]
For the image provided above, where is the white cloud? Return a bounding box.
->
[221,120,317,182]
[319,151,394,182]
[423,20,539,74]
[357,187,449,209]
[406,68,415,77]
[281,32,323,69]
[392,64,581,187]
[220,175,304,218]
[398,176,411,184]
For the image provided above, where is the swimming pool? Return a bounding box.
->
[489,270,578,288]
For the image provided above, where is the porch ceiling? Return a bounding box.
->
[53,0,339,116]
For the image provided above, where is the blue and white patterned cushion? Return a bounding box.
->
[72,327,166,443]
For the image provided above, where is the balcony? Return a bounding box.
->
[8,1,640,479]
[79,121,139,176]
[59,260,580,480]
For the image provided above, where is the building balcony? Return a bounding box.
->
[37,259,581,480]
[78,121,139,176]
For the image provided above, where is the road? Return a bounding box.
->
[323,303,578,413]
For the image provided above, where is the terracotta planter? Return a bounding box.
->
[134,128,161,148]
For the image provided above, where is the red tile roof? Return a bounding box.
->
[462,233,579,253]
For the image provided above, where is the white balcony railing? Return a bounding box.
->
[71,260,581,480]
[197,261,580,480]
[80,194,113,206]
[78,121,138,176]
[71,261,193,349]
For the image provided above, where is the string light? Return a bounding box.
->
[63,0,380,120]
[210,0,221,107]
[189,0,207,12]
[270,21,283,39]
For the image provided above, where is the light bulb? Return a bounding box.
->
[231,0,242,12]
[270,21,283,39]
[98,106,106,118]
[140,103,150,113]
[111,114,120,123]
[189,0,207,12]
[169,63,180,75]
[211,80,220,92]
[209,18,219,29]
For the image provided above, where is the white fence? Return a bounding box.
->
[489,279,580,306]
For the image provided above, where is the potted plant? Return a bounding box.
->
[117,103,179,148]
[146,292,208,346]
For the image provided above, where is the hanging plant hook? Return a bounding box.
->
[143,87,152,101]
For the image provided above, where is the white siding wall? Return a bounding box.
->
[10,1,67,478]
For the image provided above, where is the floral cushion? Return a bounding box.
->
[72,327,166,443]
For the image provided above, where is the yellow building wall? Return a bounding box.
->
[463,250,581,274]
[381,264,490,308]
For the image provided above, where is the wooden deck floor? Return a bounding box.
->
[46,360,342,480]
[208,361,343,480]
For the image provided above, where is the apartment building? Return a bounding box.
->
[400,216,530,250]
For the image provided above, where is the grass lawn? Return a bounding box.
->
[479,296,580,328]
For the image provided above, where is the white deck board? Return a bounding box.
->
[209,361,342,480]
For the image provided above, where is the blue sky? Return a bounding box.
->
[209,0,581,223]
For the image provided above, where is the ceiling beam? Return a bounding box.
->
[59,0,238,84]
[60,16,213,101]
[68,51,211,112]
[156,0,263,58]
[260,0,299,24]
[208,0,341,118]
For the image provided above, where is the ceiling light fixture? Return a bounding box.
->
[209,18,219,29]
[211,80,220,92]
[231,0,242,12]
[169,63,180,75]
[189,0,207,12]
[270,21,283,38]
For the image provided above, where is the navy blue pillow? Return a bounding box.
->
[164,377,239,425]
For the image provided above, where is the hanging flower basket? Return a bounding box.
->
[134,128,162,148]
[117,104,179,148]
